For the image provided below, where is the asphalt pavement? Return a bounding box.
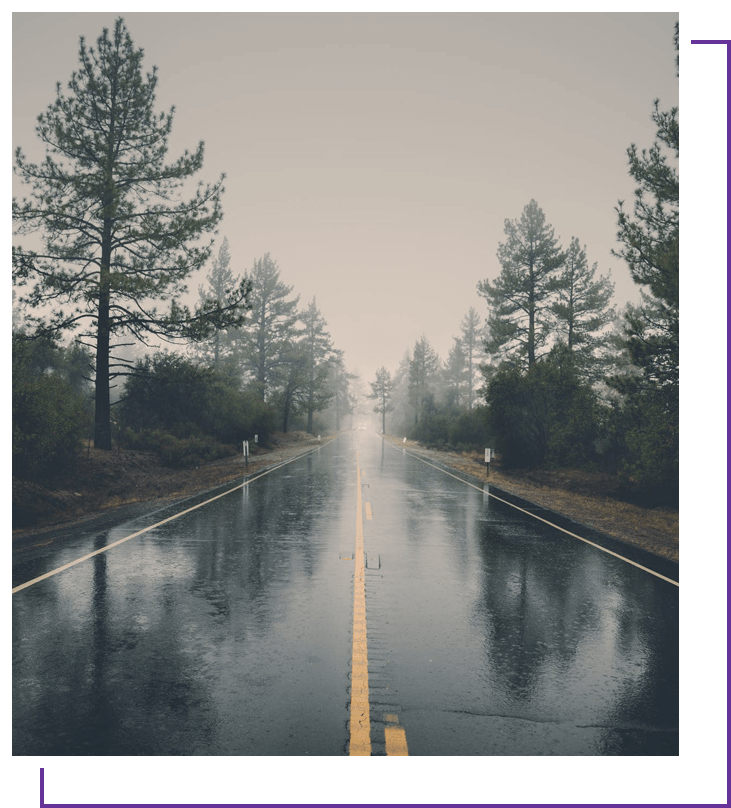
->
[12,430,678,755]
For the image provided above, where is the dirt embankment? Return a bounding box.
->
[383,436,679,564]
[12,432,329,534]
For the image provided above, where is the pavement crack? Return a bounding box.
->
[435,708,677,732]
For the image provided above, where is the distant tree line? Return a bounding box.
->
[193,248,352,435]
[370,23,678,507]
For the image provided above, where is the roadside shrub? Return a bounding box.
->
[13,349,90,481]
[205,383,277,445]
[448,406,490,450]
[411,410,451,448]
[485,358,599,469]
[118,351,277,446]
[485,365,545,468]
[122,428,234,468]
[601,382,678,507]
[118,353,211,436]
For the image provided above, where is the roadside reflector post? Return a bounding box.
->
[254,434,258,443]
[485,447,491,479]
[243,440,249,470]
[318,434,321,443]
[403,437,406,443]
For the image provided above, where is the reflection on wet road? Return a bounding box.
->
[13,431,678,755]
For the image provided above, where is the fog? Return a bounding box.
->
[12,11,680,386]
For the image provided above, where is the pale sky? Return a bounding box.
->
[12,11,680,384]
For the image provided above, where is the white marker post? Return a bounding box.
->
[485,447,491,479]
[243,440,249,470]
[254,434,258,443]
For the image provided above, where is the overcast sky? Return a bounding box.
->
[12,11,680,385]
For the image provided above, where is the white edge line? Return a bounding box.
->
[385,439,679,588]
[12,439,336,594]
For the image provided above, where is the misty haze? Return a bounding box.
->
[11,9,707,801]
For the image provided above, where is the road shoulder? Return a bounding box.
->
[382,434,678,565]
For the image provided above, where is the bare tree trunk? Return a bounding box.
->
[94,237,112,449]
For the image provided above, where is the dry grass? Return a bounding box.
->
[13,432,332,533]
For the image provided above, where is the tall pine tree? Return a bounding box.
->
[478,200,565,368]
[12,19,249,449]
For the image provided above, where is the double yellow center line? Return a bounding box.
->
[349,449,409,756]
[349,450,371,755]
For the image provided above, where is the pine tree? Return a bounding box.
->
[443,337,468,408]
[324,350,356,432]
[12,19,249,449]
[196,237,251,371]
[301,298,335,433]
[612,22,678,390]
[408,335,440,425]
[551,237,615,376]
[369,367,395,434]
[478,200,566,368]
[272,341,310,433]
[389,350,413,429]
[607,22,679,504]
[459,306,483,408]
[238,254,300,401]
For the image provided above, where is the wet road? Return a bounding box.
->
[12,430,678,755]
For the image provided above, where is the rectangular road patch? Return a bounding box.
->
[385,719,409,756]
[365,553,380,570]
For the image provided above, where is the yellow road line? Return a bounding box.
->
[385,441,679,588]
[12,442,334,595]
[384,714,409,756]
[349,450,371,756]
